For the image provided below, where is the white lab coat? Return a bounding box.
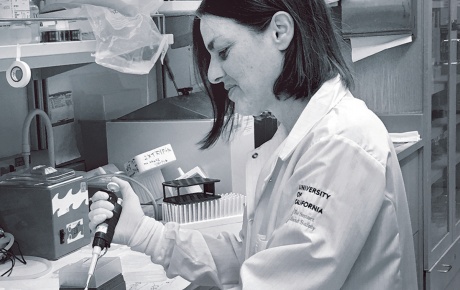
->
[128,76,418,290]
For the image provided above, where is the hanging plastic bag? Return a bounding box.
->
[42,0,168,74]
[80,4,167,74]
[43,0,164,17]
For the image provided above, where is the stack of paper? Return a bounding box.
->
[389,131,421,143]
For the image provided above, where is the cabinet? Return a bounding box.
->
[424,0,460,289]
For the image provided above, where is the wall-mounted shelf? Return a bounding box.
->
[0,17,87,22]
[0,40,95,72]
[432,74,460,94]
[431,152,460,184]
[0,34,173,73]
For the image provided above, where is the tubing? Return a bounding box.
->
[22,109,55,169]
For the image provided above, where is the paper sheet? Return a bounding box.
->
[45,77,82,166]
[350,34,413,62]
[47,91,74,123]
[389,131,421,143]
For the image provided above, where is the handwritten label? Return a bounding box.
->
[124,144,176,175]
[124,158,139,177]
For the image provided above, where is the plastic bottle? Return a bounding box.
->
[29,0,39,18]
[29,0,40,43]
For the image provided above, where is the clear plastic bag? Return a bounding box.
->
[82,4,167,74]
[44,0,164,17]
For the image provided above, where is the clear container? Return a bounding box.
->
[0,21,40,45]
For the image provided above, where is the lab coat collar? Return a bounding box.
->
[279,75,347,161]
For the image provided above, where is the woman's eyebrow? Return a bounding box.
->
[207,36,226,52]
[207,38,217,51]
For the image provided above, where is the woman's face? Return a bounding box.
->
[200,15,285,116]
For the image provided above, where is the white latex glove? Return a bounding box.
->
[88,176,145,246]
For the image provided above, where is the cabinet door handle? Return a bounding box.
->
[452,20,459,31]
[437,264,452,273]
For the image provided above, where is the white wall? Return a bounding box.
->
[0,77,29,159]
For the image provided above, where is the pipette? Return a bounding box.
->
[84,182,122,290]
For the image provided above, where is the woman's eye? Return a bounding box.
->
[218,47,229,60]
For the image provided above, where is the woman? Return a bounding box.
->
[89,0,418,289]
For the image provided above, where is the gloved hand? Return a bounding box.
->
[88,176,145,246]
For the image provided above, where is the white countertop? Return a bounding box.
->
[0,243,190,290]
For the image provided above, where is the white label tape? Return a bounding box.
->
[6,60,31,88]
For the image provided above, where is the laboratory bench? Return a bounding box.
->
[0,140,420,290]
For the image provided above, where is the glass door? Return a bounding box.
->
[455,0,460,239]
[427,0,454,267]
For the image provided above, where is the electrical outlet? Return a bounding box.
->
[0,159,13,176]
[0,155,25,176]
[14,156,25,167]
[0,162,14,176]
[0,167,8,175]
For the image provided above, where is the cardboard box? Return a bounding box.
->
[0,0,30,18]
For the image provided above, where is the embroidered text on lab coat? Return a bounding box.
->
[298,184,331,199]
[294,184,331,215]
[289,184,331,230]
[289,208,316,231]
[294,199,323,214]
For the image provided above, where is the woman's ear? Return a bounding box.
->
[270,11,294,51]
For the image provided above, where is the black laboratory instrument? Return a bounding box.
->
[0,166,90,260]
[84,182,122,290]
[162,176,221,205]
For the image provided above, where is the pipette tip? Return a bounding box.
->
[84,274,91,290]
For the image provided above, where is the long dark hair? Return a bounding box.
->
[193,0,353,149]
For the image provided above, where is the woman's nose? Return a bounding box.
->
[207,58,224,84]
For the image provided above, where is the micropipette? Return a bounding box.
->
[84,182,122,290]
